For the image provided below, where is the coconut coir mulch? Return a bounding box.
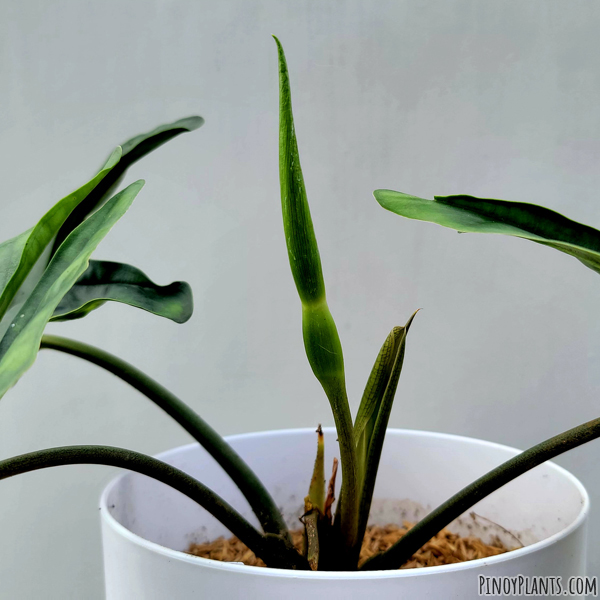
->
[188,522,509,569]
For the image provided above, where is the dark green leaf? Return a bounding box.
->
[0,148,122,322]
[50,116,204,257]
[374,190,600,275]
[0,181,144,399]
[51,260,193,323]
[355,312,417,544]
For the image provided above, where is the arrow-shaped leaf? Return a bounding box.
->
[374,190,600,275]
[0,148,122,323]
[0,181,144,399]
[51,260,193,323]
[50,116,204,257]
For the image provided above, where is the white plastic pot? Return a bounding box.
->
[100,428,589,599]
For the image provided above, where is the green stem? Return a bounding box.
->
[39,334,290,541]
[327,380,359,555]
[0,445,306,569]
[360,416,600,571]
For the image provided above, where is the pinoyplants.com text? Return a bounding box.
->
[478,575,597,597]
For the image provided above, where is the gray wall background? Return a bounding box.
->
[1,1,599,597]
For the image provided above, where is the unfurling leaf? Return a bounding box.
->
[274,35,344,391]
[51,260,193,323]
[275,35,358,554]
[375,190,600,276]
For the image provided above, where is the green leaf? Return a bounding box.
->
[50,116,204,257]
[51,260,193,323]
[0,180,144,399]
[0,148,122,323]
[374,190,600,275]
[0,229,32,298]
[274,39,325,306]
[355,312,417,544]
[275,33,349,438]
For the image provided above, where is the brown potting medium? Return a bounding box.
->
[188,522,510,569]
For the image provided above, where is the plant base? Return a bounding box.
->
[188,522,510,569]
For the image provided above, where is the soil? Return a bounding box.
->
[188,521,510,569]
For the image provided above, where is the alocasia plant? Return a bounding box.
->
[0,39,599,574]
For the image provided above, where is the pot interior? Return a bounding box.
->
[103,428,587,554]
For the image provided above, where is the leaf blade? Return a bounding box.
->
[50,116,204,257]
[354,328,402,444]
[0,148,122,322]
[374,190,600,275]
[0,229,32,297]
[51,260,193,323]
[0,181,144,399]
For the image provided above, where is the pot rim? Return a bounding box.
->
[100,427,589,580]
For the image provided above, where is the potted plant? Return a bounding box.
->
[0,39,598,599]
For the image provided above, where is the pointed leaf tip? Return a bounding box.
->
[307,423,325,513]
[405,308,420,331]
[102,146,123,170]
